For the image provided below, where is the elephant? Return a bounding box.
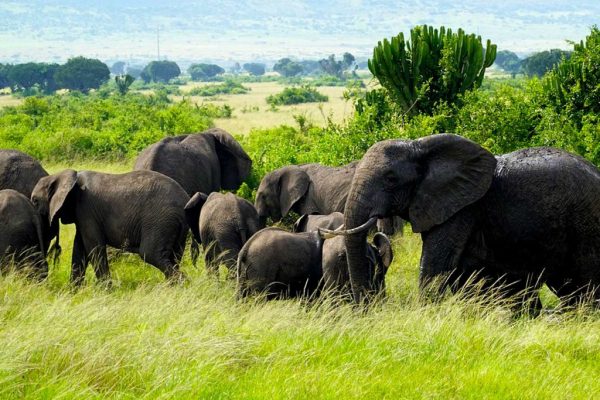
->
[324,134,600,309]
[0,189,48,279]
[31,169,190,285]
[185,191,261,272]
[236,227,392,299]
[255,162,400,234]
[0,149,48,198]
[133,128,252,196]
[322,233,393,294]
[237,228,325,298]
[293,212,344,232]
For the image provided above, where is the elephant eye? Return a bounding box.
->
[384,171,399,185]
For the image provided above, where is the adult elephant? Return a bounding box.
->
[254,162,357,225]
[0,149,48,197]
[133,128,252,196]
[0,150,59,260]
[325,134,600,308]
[31,169,190,285]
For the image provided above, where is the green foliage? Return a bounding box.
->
[188,63,225,81]
[543,26,600,128]
[0,63,11,89]
[494,50,522,76]
[369,25,497,116]
[114,74,134,95]
[187,80,250,96]
[242,63,266,76]
[266,85,328,106]
[0,92,221,161]
[319,55,344,78]
[273,58,304,77]
[110,61,126,75]
[54,57,110,93]
[521,49,571,77]
[141,61,181,83]
[6,62,59,94]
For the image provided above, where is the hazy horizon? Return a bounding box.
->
[1,0,598,67]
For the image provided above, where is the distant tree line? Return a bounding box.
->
[495,49,572,77]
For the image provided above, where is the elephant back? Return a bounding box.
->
[0,150,48,198]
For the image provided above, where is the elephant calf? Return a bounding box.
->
[185,192,260,272]
[237,227,393,299]
[293,212,344,233]
[0,189,48,279]
[31,170,189,285]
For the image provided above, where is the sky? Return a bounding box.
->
[0,0,598,66]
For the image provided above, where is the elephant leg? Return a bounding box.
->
[89,245,111,284]
[203,241,221,274]
[498,274,543,317]
[70,230,88,286]
[140,230,185,282]
[419,212,476,294]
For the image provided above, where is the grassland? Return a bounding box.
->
[0,162,599,399]
[177,81,356,135]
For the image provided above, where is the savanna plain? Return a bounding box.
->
[0,75,600,399]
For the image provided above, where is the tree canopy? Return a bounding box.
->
[273,58,304,77]
[141,61,181,83]
[188,63,225,81]
[54,57,110,93]
[521,49,571,77]
[243,63,266,76]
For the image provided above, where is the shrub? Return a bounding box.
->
[0,92,221,161]
[187,81,250,96]
[266,85,328,106]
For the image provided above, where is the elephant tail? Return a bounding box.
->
[190,238,200,268]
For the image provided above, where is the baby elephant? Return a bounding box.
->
[0,189,48,279]
[185,192,260,272]
[293,212,344,232]
[237,227,393,299]
[31,169,189,285]
[322,233,393,294]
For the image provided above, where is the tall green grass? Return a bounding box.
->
[0,202,599,398]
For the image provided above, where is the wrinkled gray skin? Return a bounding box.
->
[255,163,356,225]
[134,128,252,196]
[255,163,398,233]
[31,169,190,285]
[0,189,48,279]
[322,233,393,294]
[236,227,392,299]
[343,134,600,309]
[237,228,324,298]
[293,212,344,233]
[0,150,57,252]
[185,192,260,272]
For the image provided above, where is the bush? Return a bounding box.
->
[188,64,225,81]
[187,81,250,96]
[266,85,328,106]
[0,92,222,161]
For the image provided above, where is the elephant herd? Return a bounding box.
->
[1,129,600,311]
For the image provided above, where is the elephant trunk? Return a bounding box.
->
[344,182,376,303]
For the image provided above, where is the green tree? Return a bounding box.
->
[319,55,344,78]
[0,64,11,89]
[7,62,60,93]
[342,52,356,69]
[494,50,521,77]
[521,49,571,77]
[142,61,181,83]
[273,58,303,77]
[54,57,110,93]
[110,61,126,75]
[127,66,143,79]
[188,63,224,81]
[115,74,134,95]
[544,26,600,128]
[243,63,266,76]
[368,25,497,116]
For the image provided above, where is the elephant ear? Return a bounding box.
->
[184,192,209,243]
[279,167,311,217]
[293,214,310,232]
[409,134,497,233]
[372,232,393,269]
[48,169,78,226]
[206,128,252,191]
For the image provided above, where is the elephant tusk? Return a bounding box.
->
[318,217,378,237]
